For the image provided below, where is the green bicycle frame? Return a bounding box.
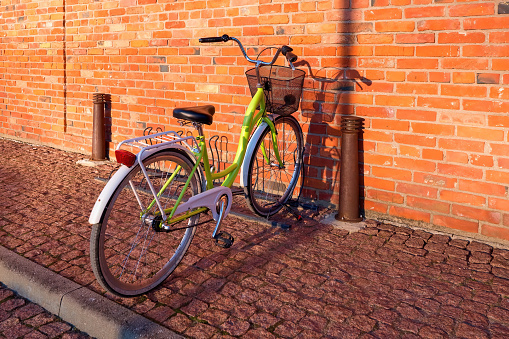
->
[149,86,284,225]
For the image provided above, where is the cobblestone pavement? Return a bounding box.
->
[2,137,509,338]
[0,283,91,339]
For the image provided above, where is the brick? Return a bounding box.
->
[481,225,509,242]
[460,127,503,142]
[477,73,500,84]
[429,72,451,83]
[372,166,412,181]
[396,183,438,198]
[433,215,479,234]
[376,95,415,107]
[490,32,509,44]
[487,170,509,185]
[396,33,434,44]
[422,149,443,161]
[464,45,509,58]
[396,83,438,95]
[411,122,454,136]
[395,133,436,147]
[453,205,501,224]
[438,163,484,180]
[441,84,487,98]
[417,19,460,31]
[500,2,509,14]
[442,58,489,70]
[405,6,445,18]
[440,190,486,207]
[439,139,485,153]
[408,196,450,214]
[394,157,436,172]
[452,72,475,84]
[417,97,459,110]
[375,21,415,32]
[389,206,431,223]
[357,34,393,44]
[490,87,509,100]
[363,177,395,191]
[371,119,409,131]
[397,109,436,121]
[375,46,414,56]
[292,13,323,23]
[365,8,402,20]
[449,3,495,17]
[469,155,494,167]
[399,145,419,158]
[366,189,404,204]
[464,99,509,113]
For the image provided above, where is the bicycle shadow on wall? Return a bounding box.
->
[294,61,371,213]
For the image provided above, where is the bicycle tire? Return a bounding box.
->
[244,115,303,217]
[90,149,201,297]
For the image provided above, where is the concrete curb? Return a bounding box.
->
[0,245,182,339]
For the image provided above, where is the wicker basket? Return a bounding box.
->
[246,66,305,116]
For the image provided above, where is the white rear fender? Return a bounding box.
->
[88,145,201,225]
[240,120,269,188]
[88,164,131,225]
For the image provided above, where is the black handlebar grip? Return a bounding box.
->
[199,34,230,43]
[285,52,298,63]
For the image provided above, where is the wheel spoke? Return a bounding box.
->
[91,151,201,297]
[246,116,303,217]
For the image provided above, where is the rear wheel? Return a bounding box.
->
[245,115,303,217]
[90,150,201,297]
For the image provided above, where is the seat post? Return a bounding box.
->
[193,122,204,137]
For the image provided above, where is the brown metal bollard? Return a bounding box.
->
[92,93,107,161]
[336,116,364,222]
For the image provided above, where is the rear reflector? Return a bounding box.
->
[115,150,136,167]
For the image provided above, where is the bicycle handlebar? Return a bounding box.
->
[198,35,230,43]
[199,34,298,68]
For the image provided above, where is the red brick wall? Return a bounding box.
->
[1,0,508,241]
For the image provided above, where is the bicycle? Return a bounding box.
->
[88,34,306,297]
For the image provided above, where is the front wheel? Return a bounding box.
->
[245,115,303,217]
[90,150,201,297]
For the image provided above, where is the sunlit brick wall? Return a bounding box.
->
[1,0,508,241]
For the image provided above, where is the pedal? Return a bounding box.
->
[214,231,234,248]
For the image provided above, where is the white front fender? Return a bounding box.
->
[240,120,269,188]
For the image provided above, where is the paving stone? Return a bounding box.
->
[242,328,276,339]
[220,317,250,336]
[39,322,72,337]
[467,241,493,254]
[200,308,229,327]
[144,306,175,323]
[456,322,489,339]
[164,313,192,333]
[181,298,208,317]
[428,234,450,243]
[274,321,302,338]
[418,325,447,338]
[488,306,509,325]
